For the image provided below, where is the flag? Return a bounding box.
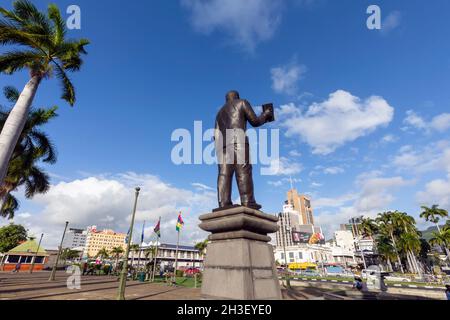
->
[141,221,146,244]
[154,218,161,238]
[125,227,131,244]
[176,213,184,232]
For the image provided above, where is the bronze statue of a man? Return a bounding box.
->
[215,91,274,211]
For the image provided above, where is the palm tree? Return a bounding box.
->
[420,205,448,233]
[96,248,109,260]
[360,217,378,239]
[376,212,404,273]
[421,205,449,258]
[129,243,140,267]
[392,211,423,276]
[61,248,81,266]
[430,228,450,262]
[0,86,57,219]
[110,246,124,272]
[376,235,397,272]
[0,0,89,187]
[194,239,208,268]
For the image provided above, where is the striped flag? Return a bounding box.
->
[154,218,161,238]
[176,212,184,232]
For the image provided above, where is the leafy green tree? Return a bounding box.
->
[0,86,57,219]
[0,223,27,252]
[0,0,89,188]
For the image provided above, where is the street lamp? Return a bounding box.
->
[278,213,291,288]
[117,187,141,300]
[30,233,44,274]
[351,217,367,270]
[49,222,69,281]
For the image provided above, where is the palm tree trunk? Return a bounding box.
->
[406,251,415,273]
[387,258,393,272]
[390,233,404,273]
[0,76,42,187]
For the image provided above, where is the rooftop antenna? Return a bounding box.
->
[289,176,294,191]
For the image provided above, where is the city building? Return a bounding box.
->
[275,201,323,249]
[62,228,87,250]
[128,242,203,270]
[82,226,126,258]
[0,240,49,272]
[274,244,334,268]
[287,188,314,225]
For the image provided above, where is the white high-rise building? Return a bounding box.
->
[62,228,87,250]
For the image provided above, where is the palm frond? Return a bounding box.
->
[53,62,75,105]
[0,193,19,219]
[29,129,57,163]
[12,0,52,34]
[3,85,20,103]
[0,50,42,74]
[24,165,50,198]
[47,4,65,46]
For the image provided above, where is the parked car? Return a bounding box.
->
[301,269,321,277]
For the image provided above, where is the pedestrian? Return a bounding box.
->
[82,262,88,276]
[12,262,21,273]
[445,284,450,301]
[353,276,363,291]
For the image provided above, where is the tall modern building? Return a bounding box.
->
[287,189,315,225]
[62,228,87,250]
[82,226,126,258]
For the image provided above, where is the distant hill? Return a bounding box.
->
[420,225,445,241]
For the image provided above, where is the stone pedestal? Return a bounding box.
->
[199,206,282,300]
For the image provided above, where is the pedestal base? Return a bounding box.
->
[199,206,282,300]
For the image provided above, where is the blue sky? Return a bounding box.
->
[1,0,450,248]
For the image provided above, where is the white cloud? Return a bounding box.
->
[381,134,398,144]
[279,90,394,155]
[268,177,301,187]
[2,173,216,249]
[417,177,450,209]
[393,141,450,174]
[181,0,283,52]
[288,150,302,158]
[381,11,402,34]
[323,166,345,175]
[314,171,412,237]
[271,61,307,95]
[416,148,450,210]
[191,183,214,191]
[403,110,450,133]
[264,157,303,176]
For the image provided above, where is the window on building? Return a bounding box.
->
[289,252,294,262]
[298,252,303,260]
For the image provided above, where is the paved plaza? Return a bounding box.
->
[0,271,203,300]
[0,271,336,300]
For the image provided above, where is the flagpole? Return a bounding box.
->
[173,228,180,285]
[137,221,145,272]
[152,219,161,282]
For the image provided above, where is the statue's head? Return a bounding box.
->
[226,90,240,103]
